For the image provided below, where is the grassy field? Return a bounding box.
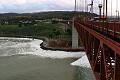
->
[0,22,67,38]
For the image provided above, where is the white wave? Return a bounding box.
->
[0,37,89,68]
[71,55,91,68]
[0,37,33,40]
[18,39,85,59]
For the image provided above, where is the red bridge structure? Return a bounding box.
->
[75,20,120,80]
[74,0,120,80]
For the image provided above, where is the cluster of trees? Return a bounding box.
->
[48,29,61,38]
[1,16,36,26]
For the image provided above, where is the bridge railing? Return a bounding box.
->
[77,20,120,39]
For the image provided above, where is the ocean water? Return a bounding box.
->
[0,37,95,80]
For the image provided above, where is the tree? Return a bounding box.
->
[66,29,72,35]
[19,22,22,27]
[54,31,61,36]
[52,20,58,24]
[48,33,53,38]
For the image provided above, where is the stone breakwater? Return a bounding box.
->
[40,37,84,52]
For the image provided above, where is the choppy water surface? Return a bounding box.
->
[0,37,95,80]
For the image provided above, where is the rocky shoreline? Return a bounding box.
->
[39,37,84,52]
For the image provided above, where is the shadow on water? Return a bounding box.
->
[74,66,95,80]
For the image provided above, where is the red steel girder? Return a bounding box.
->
[74,21,120,80]
[75,21,120,54]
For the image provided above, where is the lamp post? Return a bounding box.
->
[116,10,119,20]
[98,4,102,19]
[118,11,119,20]
[87,4,91,12]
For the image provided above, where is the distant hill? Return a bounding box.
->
[0,11,98,20]
[0,11,74,20]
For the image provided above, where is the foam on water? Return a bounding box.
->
[71,55,91,68]
[22,39,90,68]
[18,39,86,59]
[0,37,32,40]
[0,37,90,68]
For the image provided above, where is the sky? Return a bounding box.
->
[0,0,75,13]
[0,0,119,16]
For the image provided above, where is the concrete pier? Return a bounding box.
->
[72,21,78,48]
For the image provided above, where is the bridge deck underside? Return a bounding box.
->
[75,21,120,80]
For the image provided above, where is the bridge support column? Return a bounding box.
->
[72,21,78,48]
[115,53,120,80]
[100,44,107,80]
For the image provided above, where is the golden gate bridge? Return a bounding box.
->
[74,0,120,80]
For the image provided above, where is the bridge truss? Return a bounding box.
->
[74,21,120,80]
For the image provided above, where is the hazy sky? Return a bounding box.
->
[0,0,119,16]
[0,0,75,13]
